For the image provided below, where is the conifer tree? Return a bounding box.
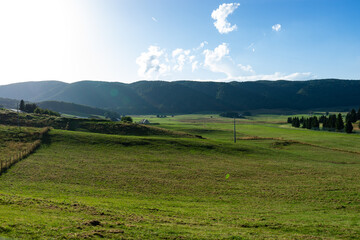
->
[335,113,344,131]
[329,114,336,129]
[345,120,353,133]
[300,117,304,124]
[312,116,319,129]
[19,100,25,111]
[350,109,357,123]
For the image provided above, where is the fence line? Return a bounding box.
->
[0,127,50,175]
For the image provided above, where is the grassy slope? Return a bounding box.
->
[0,123,360,239]
[0,125,44,161]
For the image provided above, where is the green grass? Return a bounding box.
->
[1,114,360,239]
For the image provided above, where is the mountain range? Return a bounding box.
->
[0,79,359,114]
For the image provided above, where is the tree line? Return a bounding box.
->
[288,107,360,133]
[19,100,60,116]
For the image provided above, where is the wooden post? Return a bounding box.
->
[234,118,236,143]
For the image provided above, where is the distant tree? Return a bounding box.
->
[287,117,293,124]
[328,114,336,130]
[24,103,38,113]
[300,117,305,125]
[319,115,326,123]
[219,112,242,118]
[335,113,344,131]
[311,116,319,129]
[34,108,41,114]
[349,109,357,123]
[19,100,25,111]
[121,116,133,123]
[357,107,360,120]
[345,113,351,123]
[345,120,353,133]
[325,112,329,116]
[291,117,300,128]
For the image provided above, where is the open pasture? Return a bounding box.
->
[0,114,360,239]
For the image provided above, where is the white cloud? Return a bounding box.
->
[232,72,313,81]
[203,43,232,77]
[136,46,169,79]
[152,17,158,22]
[192,61,199,72]
[172,48,192,71]
[203,43,255,78]
[136,42,312,82]
[211,3,240,34]
[194,41,208,51]
[272,24,281,32]
[238,64,255,73]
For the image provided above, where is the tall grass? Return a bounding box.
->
[0,127,50,175]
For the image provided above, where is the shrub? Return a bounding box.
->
[121,116,133,123]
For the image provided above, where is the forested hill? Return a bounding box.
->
[0,79,359,114]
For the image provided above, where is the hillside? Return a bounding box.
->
[0,98,119,118]
[0,79,360,114]
[37,101,118,118]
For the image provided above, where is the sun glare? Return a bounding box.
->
[0,0,90,83]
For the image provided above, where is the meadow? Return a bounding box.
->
[0,114,360,239]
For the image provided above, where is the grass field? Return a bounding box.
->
[1,114,360,239]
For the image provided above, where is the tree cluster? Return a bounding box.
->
[289,107,360,134]
[290,116,319,129]
[19,100,60,116]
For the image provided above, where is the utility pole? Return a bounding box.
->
[233,117,236,143]
[17,103,20,130]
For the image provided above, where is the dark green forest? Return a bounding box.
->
[0,79,359,114]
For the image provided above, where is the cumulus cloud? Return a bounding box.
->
[136,42,312,82]
[203,43,232,76]
[272,24,281,32]
[172,48,193,71]
[136,42,205,79]
[211,3,240,34]
[136,46,169,79]
[203,43,255,78]
[238,64,255,73]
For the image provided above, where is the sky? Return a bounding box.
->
[0,0,359,85]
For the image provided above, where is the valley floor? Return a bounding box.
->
[1,114,360,239]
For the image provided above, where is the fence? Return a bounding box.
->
[0,127,50,175]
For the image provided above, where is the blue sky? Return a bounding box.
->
[0,0,359,84]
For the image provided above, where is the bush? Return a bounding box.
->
[121,116,133,123]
